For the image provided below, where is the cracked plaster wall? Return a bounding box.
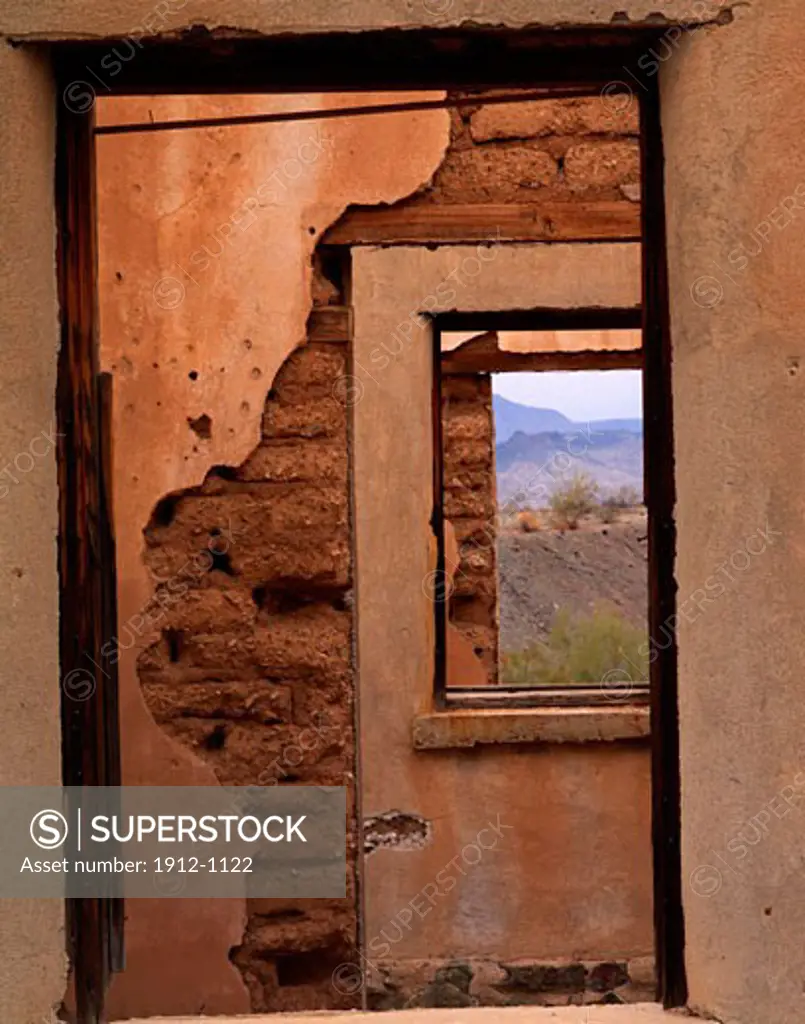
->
[95,92,449,1019]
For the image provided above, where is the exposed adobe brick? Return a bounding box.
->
[469,96,640,143]
[233,939,357,1014]
[444,410,495,444]
[238,439,348,485]
[418,143,558,204]
[452,571,496,602]
[442,374,498,684]
[380,92,643,212]
[563,140,641,190]
[142,612,350,678]
[442,436,494,468]
[457,541,496,575]
[137,337,358,1012]
[440,373,492,401]
[145,485,348,542]
[163,718,351,787]
[444,464,496,495]
[143,487,349,587]
[142,679,294,726]
[262,396,346,440]
[247,896,355,916]
[274,343,347,394]
[450,592,497,627]
[452,519,496,548]
[241,909,354,956]
[444,487,496,521]
[367,955,655,1009]
[144,585,255,635]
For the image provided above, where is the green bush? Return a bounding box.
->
[500,602,649,686]
[549,472,599,529]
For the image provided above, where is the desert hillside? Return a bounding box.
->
[497,428,644,504]
[498,513,648,653]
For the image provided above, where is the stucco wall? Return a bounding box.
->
[352,244,653,1002]
[0,44,66,1024]
[662,4,805,1022]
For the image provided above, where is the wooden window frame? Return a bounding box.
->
[433,311,648,710]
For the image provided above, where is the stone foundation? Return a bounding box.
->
[367,958,656,1010]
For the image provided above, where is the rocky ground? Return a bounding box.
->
[498,511,649,653]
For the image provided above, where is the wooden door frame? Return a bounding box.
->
[53,32,684,1018]
[56,103,123,1024]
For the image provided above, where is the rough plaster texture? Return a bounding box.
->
[353,244,651,965]
[0,1,729,41]
[662,4,805,1023]
[0,44,66,1024]
[96,93,448,1018]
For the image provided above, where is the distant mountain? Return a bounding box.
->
[589,417,644,433]
[496,428,644,505]
[493,396,574,442]
[492,395,642,443]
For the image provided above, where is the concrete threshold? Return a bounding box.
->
[116,1003,695,1023]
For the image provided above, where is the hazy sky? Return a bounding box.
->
[493,370,643,421]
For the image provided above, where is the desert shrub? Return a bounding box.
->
[598,497,620,524]
[500,602,649,686]
[517,509,541,533]
[549,472,599,529]
[611,485,641,508]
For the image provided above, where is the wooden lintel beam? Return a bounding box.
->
[307,306,353,343]
[323,201,641,246]
[442,340,643,375]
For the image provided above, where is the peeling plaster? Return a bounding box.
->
[364,812,434,854]
[97,91,449,1018]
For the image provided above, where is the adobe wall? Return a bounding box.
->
[402,95,639,208]
[93,89,651,1016]
[442,373,499,687]
[95,94,449,1019]
[662,3,805,1022]
[0,4,792,1021]
[0,42,66,1024]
